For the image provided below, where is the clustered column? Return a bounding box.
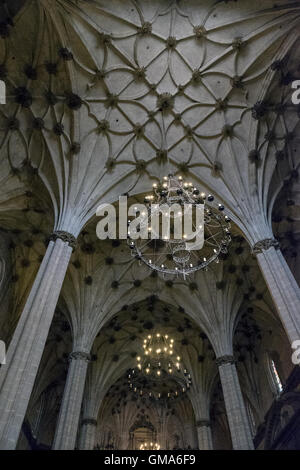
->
[0,232,75,450]
[1,235,300,451]
[253,240,300,344]
[216,355,254,450]
[78,417,98,450]
[53,351,91,450]
[196,419,213,450]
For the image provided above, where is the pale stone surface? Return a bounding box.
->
[78,418,97,450]
[256,247,300,344]
[196,422,213,451]
[0,239,72,450]
[218,360,254,450]
[0,0,299,451]
[53,351,90,450]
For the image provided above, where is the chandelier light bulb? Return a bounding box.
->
[128,174,231,277]
[128,332,192,401]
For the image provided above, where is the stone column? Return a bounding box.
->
[53,351,91,450]
[196,419,213,450]
[156,415,168,450]
[183,422,197,449]
[253,240,300,344]
[119,431,129,450]
[216,355,254,450]
[0,233,75,450]
[79,417,97,450]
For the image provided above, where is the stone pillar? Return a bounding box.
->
[0,233,75,450]
[253,240,300,344]
[119,431,129,450]
[53,351,91,450]
[216,355,254,450]
[196,419,213,450]
[79,417,97,450]
[157,415,168,450]
[183,422,197,449]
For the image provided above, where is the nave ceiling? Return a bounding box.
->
[0,0,299,450]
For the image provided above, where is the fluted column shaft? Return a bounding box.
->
[255,244,300,344]
[182,422,196,449]
[217,356,254,450]
[78,417,97,450]
[53,351,90,450]
[156,419,167,450]
[0,237,73,450]
[119,431,129,450]
[196,420,213,450]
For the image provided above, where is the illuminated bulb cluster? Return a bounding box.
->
[140,442,160,450]
[145,175,206,205]
[139,334,178,375]
[128,175,231,277]
[128,333,192,401]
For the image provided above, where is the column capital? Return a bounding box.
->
[196,419,211,428]
[82,418,97,427]
[252,238,279,255]
[216,355,236,366]
[69,351,91,362]
[49,231,77,250]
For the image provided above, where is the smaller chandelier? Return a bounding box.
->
[128,333,192,400]
[140,442,160,450]
[128,174,231,277]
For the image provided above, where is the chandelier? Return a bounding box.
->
[140,442,160,450]
[128,174,231,277]
[128,333,192,400]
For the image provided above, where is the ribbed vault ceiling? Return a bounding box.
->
[0,0,299,447]
[0,0,299,240]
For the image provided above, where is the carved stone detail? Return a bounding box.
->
[82,418,97,427]
[216,355,236,366]
[49,231,77,250]
[69,351,91,362]
[196,419,211,428]
[252,238,280,254]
